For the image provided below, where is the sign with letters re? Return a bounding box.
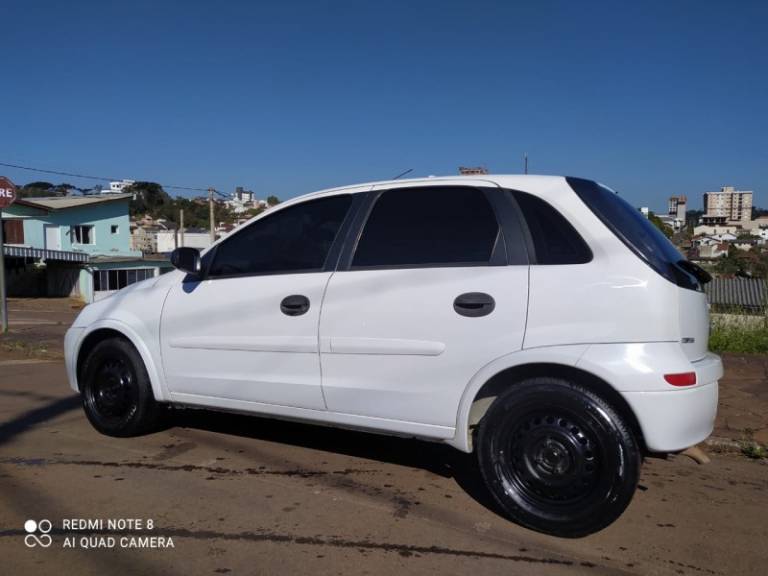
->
[0,176,17,208]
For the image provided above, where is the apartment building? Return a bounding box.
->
[703,186,752,225]
[668,195,687,221]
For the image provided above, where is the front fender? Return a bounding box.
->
[67,318,169,402]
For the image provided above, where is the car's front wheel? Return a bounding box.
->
[476,377,641,537]
[80,337,164,437]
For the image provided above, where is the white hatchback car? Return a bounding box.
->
[65,175,721,536]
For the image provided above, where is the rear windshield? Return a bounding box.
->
[567,177,699,290]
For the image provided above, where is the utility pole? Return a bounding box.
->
[208,188,215,243]
[524,152,528,175]
[0,176,18,335]
[179,209,185,248]
[0,207,6,334]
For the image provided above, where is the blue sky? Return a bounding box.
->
[1,0,766,209]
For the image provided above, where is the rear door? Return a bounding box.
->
[318,183,529,428]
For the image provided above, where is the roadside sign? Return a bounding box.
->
[0,175,16,333]
[0,176,16,208]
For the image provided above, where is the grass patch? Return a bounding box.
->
[0,338,54,358]
[709,317,768,354]
[740,441,768,460]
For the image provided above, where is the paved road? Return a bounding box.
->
[1,359,767,576]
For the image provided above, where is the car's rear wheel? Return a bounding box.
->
[476,377,640,537]
[80,337,163,437]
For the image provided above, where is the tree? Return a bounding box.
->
[715,245,768,278]
[124,182,240,229]
[19,181,57,198]
[648,212,673,238]
[54,183,76,196]
[125,182,172,218]
[267,195,280,206]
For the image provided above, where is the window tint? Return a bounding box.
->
[514,192,592,264]
[567,177,700,290]
[208,195,352,277]
[352,187,499,268]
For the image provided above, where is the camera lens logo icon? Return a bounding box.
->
[24,519,53,548]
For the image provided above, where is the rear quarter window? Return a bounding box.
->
[513,191,592,265]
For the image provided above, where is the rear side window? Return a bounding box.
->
[514,192,592,264]
[352,186,499,268]
[567,177,699,290]
[208,195,352,277]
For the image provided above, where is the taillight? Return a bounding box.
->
[664,372,697,387]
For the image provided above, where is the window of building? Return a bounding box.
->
[93,268,155,292]
[352,186,499,268]
[111,225,119,234]
[513,191,592,265]
[1,220,24,244]
[208,194,353,278]
[71,225,95,245]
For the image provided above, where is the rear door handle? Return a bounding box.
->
[280,295,310,316]
[453,292,495,317]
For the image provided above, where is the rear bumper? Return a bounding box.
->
[621,353,722,452]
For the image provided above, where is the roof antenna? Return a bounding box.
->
[392,168,413,180]
[524,153,528,175]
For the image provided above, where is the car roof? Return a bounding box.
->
[281,174,570,207]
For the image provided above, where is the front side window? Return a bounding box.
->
[352,186,499,268]
[71,225,94,245]
[513,192,592,265]
[208,194,353,278]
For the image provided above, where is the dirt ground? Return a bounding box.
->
[1,298,766,576]
[0,298,83,360]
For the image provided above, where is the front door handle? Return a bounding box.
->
[280,295,310,316]
[453,292,495,317]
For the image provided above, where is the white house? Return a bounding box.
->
[697,242,729,259]
[712,232,738,242]
[108,179,135,193]
[156,229,213,253]
[693,224,739,237]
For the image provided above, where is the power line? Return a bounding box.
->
[0,160,228,196]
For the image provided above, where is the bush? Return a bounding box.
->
[709,316,768,353]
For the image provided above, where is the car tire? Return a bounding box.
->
[80,337,164,437]
[476,377,640,537]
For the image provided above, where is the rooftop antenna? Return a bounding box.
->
[524,153,528,175]
[392,168,413,180]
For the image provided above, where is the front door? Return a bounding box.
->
[44,225,61,250]
[319,184,529,428]
[160,192,357,410]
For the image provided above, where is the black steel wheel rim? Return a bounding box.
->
[496,408,609,508]
[85,357,139,424]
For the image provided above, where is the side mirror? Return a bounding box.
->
[170,247,201,276]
